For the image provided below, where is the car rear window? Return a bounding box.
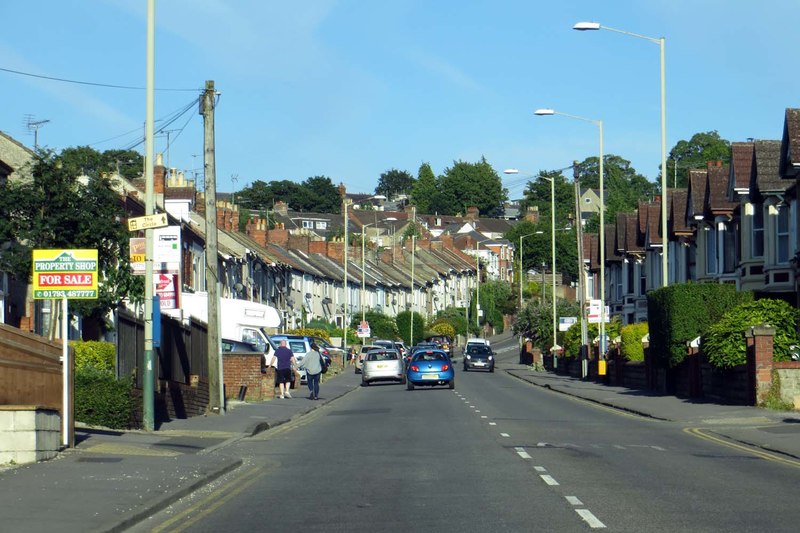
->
[288,341,307,353]
[413,351,446,362]
[368,351,399,361]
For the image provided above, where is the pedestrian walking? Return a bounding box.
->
[349,347,357,366]
[299,342,324,400]
[271,339,296,399]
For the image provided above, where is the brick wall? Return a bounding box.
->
[223,353,267,401]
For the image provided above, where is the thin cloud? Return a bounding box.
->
[404,47,486,93]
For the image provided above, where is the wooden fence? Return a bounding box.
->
[0,323,66,409]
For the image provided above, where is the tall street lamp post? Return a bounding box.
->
[534,109,606,356]
[474,237,493,336]
[574,21,668,288]
[361,222,376,323]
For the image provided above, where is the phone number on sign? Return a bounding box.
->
[34,290,98,299]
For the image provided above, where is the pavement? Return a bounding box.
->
[2,336,800,532]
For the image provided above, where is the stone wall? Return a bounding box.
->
[0,407,60,465]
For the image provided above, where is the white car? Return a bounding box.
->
[361,349,405,386]
[356,345,379,374]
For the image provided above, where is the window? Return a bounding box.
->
[752,205,764,258]
[723,222,737,273]
[777,204,790,264]
[316,221,327,230]
[302,220,313,229]
[705,226,718,275]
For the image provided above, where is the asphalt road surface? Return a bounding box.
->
[133,337,800,532]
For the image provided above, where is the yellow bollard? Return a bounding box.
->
[598,359,607,376]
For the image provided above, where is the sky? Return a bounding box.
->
[1,1,798,201]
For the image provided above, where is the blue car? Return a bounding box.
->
[406,349,455,390]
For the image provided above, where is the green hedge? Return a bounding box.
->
[74,368,134,429]
[71,340,134,429]
[620,322,649,362]
[72,340,115,374]
[702,299,799,369]
[647,283,753,367]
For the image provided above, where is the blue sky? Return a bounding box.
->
[1,1,798,201]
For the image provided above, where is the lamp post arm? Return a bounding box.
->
[598,25,662,44]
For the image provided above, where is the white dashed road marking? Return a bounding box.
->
[481,415,487,419]
[565,496,583,506]
[540,475,559,486]
[576,509,606,528]
[500,433,510,438]
[534,466,547,472]
[514,447,531,459]
[489,422,497,426]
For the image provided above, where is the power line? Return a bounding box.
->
[0,65,199,92]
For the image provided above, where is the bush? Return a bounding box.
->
[648,283,753,367]
[396,311,425,346]
[72,340,115,374]
[702,299,799,369]
[620,322,649,362]
[430,322,456,340]
[289,328,331,341]
[74,367,134,429]
[351,311,400,340]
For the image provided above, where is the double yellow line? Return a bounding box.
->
[150,466,265,533]
[685,427,800,469]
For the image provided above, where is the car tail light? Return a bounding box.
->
[442,364,450,371]
[410,365,419,372]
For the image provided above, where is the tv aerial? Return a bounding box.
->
[23,114,50,150]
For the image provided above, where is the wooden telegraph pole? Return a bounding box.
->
[201,80,223,414]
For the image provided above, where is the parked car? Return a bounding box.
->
[269,334,331,383]
[221,338,260,353]
[463,344,494,372]
[311,335,345,364]
[406,348,455,390]
[356,345,380,374]
[361,349,405,386]
[463,338,491,357]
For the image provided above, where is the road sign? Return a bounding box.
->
[32,249,98,299]
[128,212,168,231]
[559,316,577,331]
[357,320,371,338]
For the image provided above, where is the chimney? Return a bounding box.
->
[216,201,239,231]
[327,241,344,264]
[309,240,327,255]
[706,160,723,168]
[154,153,166,194]
[288,233,310,254]
[269,227,289,248]
[274,201,289,216]
[465,206,479,221]
[246,217,268,248]
[441,233,454,250]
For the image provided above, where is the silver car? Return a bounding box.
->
[361,349,405,386]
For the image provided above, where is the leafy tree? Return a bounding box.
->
[350,311,400,340]
[234,176,340,214]
[666,131,731,188]
[431,157,507,216]
[2,148,142,337]
[575,154,658,233]
[299,176,341,213]
[375,168,415,200]
[410,162,438,214]
[519,169,575,228]
[434,307,469,338]
[396,310,425,346]
[236,180,276,210]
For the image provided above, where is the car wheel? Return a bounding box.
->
[407,381,414,391]
[448,378,455,390]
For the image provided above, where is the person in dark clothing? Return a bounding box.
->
[299,342,324,400]
[271,339,296,399]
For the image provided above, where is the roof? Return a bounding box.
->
[780,108,800,178]
[669,189,691,236]
[707,165,737,215]
[730,142,754,191]
[752,140,787,194]
[687,170,707,221]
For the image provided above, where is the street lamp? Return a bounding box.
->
[573,21,667,288]
[409,207,416,346]
[361,222,376,323]
[474,237,493,335]
[534,108,606,356]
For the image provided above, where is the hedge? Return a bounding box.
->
[620,322,649,362]
[647,283,753,367]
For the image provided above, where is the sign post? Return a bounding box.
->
[32,249,98,448]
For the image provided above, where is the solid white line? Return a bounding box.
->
[613,444,625,450]
[652,445,666,451]
[576,509,606,528]
[534,466,547,472]
[500,433,510,438]
[565,496,583,506]
[540,475,559,486]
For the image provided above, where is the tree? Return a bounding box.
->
[519,169,574,227]
[666,131,731,188]
[410,162,437,214]
[375,168,415,200]
[431,157,507,216]
[396,311,425,346]
[234,176,340,214]
[3,148,142,337]
[299,176,340,213]
[575,154,657,232]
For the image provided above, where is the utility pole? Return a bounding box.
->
[201,80,223,415]
[343,198,349,358]
[142,0,156,432]
[574,161,589,377]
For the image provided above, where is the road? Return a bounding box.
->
[132,336,800,532]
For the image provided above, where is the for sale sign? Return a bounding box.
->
[33,249,98,299]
